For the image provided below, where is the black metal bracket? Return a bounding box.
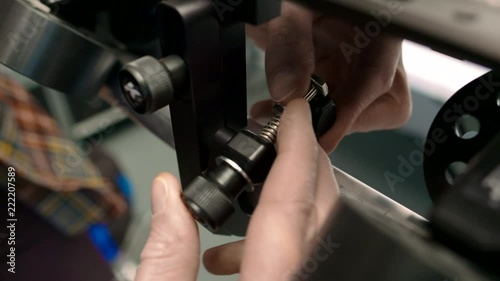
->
[155,0,280,234]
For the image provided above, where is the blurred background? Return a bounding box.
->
[0,38,490,281]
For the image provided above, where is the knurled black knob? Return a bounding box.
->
[119,55,187,114]
[182,172,237,233]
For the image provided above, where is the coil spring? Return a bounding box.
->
[258,80,321,144]
[259,112,282,143]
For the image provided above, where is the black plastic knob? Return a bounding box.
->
[310,95,337,137]
[182,162,248,232]
[119,55,187,114]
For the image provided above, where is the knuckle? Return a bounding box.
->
[301,46,316,71]
[269,23,299,48]
[346,96,371,120]
[391,95,412,128]
[388,69,412,128]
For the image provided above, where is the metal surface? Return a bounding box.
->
[299,167,499,281]
[294,0,500,70]
[222,164,428,236]
[217,155,254,190]
[304,74,328,102]
[0,0,118,97]
[303,182,497,281]
[334,166,425,224]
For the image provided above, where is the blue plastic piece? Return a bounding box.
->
[115,173,133,203]
[88,223,120,262]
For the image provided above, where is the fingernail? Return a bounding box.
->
[269,69,299,102]
[151,178,169,215]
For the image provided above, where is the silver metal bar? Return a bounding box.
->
[304,168,495,281]
[293,0,500,69]
[0,0,117,97]
[334,166,426,224]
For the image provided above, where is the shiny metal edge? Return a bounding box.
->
[0,0,117,96]
[334,166,426,223]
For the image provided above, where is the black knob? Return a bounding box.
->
[182,163,248,232]
[310,94,337,137]
[181,75,335,234]
[182,130,277,233]
[119,55,187,114]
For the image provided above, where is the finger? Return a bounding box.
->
[261,99,319,208]
[246,24,269,49]
[250,99,339,228]
[240,99,320,281]
[135,173,200,281]
[349,61,411,133]
[314,149,340,230]
[265,2,315,102]
[250,99,274,124]
[319,37,404,152]
[226,160,339,281]
[203,240,244,275]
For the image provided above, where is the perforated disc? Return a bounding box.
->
[423,70,500,202]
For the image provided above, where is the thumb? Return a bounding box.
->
[265,2,315,102]
[134,173,200,281]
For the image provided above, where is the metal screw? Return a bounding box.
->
[258,74,329,143]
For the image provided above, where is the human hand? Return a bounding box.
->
[248,1,411,152]
[133,172,200,281]
[134,99,339,281]
[203,99,340,280]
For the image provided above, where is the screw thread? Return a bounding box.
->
[258,79,322,144]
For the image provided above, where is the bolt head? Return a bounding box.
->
[311,74,329,97]
[121,74,147,111]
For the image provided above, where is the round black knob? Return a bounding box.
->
[182,175,234,233]
[182,162,250,233]
[119,55,187,114]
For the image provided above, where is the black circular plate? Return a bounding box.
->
[423,70,500,202]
